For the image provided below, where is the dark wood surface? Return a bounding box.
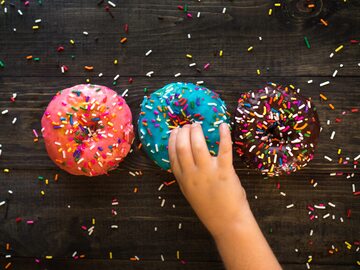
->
[0,1,359,269]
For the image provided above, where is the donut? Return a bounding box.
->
[41,84,134,176]
[234,83,320,177]
[138,82,231,170]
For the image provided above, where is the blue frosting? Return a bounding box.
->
[138,82,230,170]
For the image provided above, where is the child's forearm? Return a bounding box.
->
[213,203,282,270]
[168,123,281,270]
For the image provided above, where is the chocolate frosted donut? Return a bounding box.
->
[234,84,320,176]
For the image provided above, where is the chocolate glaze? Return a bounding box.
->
[234,84,320,176]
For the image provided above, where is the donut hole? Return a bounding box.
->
[73,123,101,143]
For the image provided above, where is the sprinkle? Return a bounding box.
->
[107,1,116,7]
[121,89,129,97]
[18,9,23,15]
[146,71,154,77]
[304,36,311,49]
[323,213,330,219]
[174,73,181,77]
[335,45,344,52]
[320,18,328,26]
[324,156,332,162]
[319,94,327,101]
[120,37,127,44]
[249,145,256,152]
[247,46,254,52]
[32,129,39,138]
[332,70,338,77]
[145,50,152,56]
[222,7,226,14]
[330,131,335,140]
[158,183,164,191]
[268,8,273,16]
[83,31,89,36]
[328,202,336,208]
[320,81,330,87]
[113,74,120,81]
[354,154,360,161]
[187,33,191,39]
[307,80,313,84]
[286,204,294,209]
[35,19,42,23]
[1,109,8,115]
[0,201,6,207]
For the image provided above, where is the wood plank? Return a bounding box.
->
[0,1,359,77]
[0,259,359,270]
[0,0,359,269]
[0,76,358,171]
[0,169,359,266]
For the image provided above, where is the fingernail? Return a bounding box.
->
[220,123,227,128]
[192,122,199,128]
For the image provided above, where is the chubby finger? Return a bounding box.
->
[190,123,211,167]
[217,123,233,167]
[168,128,181,176]
[176,124,196,169]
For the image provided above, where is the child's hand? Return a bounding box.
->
[168,123,250,238]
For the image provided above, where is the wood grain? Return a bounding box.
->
[0,0,359,269]
[0,1,359,77]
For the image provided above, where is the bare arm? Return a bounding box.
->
[168,123,281,270]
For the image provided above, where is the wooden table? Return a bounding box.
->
[0,1,359,269]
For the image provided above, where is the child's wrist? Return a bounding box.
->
[211,196,253,240]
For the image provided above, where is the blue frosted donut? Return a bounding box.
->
[138,82,231,170]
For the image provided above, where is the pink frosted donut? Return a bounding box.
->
[41,84,134,176]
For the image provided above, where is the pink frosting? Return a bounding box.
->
[41,84,134,176]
